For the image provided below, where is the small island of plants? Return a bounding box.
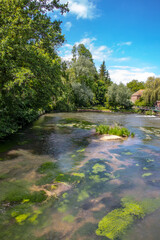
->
[96,124,135,137]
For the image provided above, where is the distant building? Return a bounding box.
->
[156,100,160,109]
[131,89,144,103]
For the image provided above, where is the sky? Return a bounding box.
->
[49,0,160,84]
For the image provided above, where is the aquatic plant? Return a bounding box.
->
[62,214,75,223]
[96,197,160,240]
[77,190,89,202]
[0,181,47,203]
[37,162,57,174]
[142,173,152,177]
[92,163,106,174]
[96,124,131,137]
[36,172,56,185]
[56,173,84,184]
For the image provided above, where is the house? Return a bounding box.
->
[131,89,144,103]
[156,100,160,109]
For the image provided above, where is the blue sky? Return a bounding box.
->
[49,0,160,84]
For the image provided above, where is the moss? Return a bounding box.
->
[96,197,160,240]
[37,162,57,174]
[142,173,152,177]
[62,215,75,223]
[92,163,106,174]
[77,190,89,202]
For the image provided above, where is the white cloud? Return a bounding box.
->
[61,0,96,19]
[109,66,156,84]
[112,57,130,62]
[65,21,72,31]
[60,37,112,63]
[117,42,132,46]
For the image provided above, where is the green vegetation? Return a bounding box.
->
[127,80,145,93]
[96,197,160,240]
[96,124,132,137]
[142,173,153,177]
[0,181,47,203]
[62,214,75,223]
[37,162,57,174]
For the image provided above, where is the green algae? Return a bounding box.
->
[92,163,106,174]
[147,159,154,162]
[89,175,109,183]
[72,173,85,178]
[37,162,57,174]
[56,173,84,184]
[11,205,42,225]
[62,193,68,199]
[142,173,153,177]
[0,181,47,203]
[123,152,133,155]
[62,215,75,223]
[77,190,89,202]
[77,148,85,153]
[36,172,55,185]
[96,197,160,240]
[143,167,149,170]
[136,164,139,167]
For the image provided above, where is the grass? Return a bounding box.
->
[96,124,132,137]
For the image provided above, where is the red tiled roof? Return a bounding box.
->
[132,89,144,96]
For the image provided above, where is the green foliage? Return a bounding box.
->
[0,0,68,138]
[143,77,160,106]
[96,197,160,240]
[127,80,145,93]
[107,83,132,109]
[96,124,131,137]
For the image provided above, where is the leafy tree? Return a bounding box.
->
[143,77,160,106]
[70,55,97,89]
[107,83,132,108]
[0,0,68,137]
[72,82,94,107]
[127,80,145,93]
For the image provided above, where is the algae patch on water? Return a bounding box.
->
[96,197,160,240]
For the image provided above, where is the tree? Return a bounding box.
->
[107,83,132,108]
[0,0,69,137]
[143,77,160,106]
[70,55,97,89]
[93,80,107,105]
[72,82,94,107]
[127,80,145,93]
[99,61,112,85]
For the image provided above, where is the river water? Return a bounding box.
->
[0,112,160,240]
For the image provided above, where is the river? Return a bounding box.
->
[0,112,160,240]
